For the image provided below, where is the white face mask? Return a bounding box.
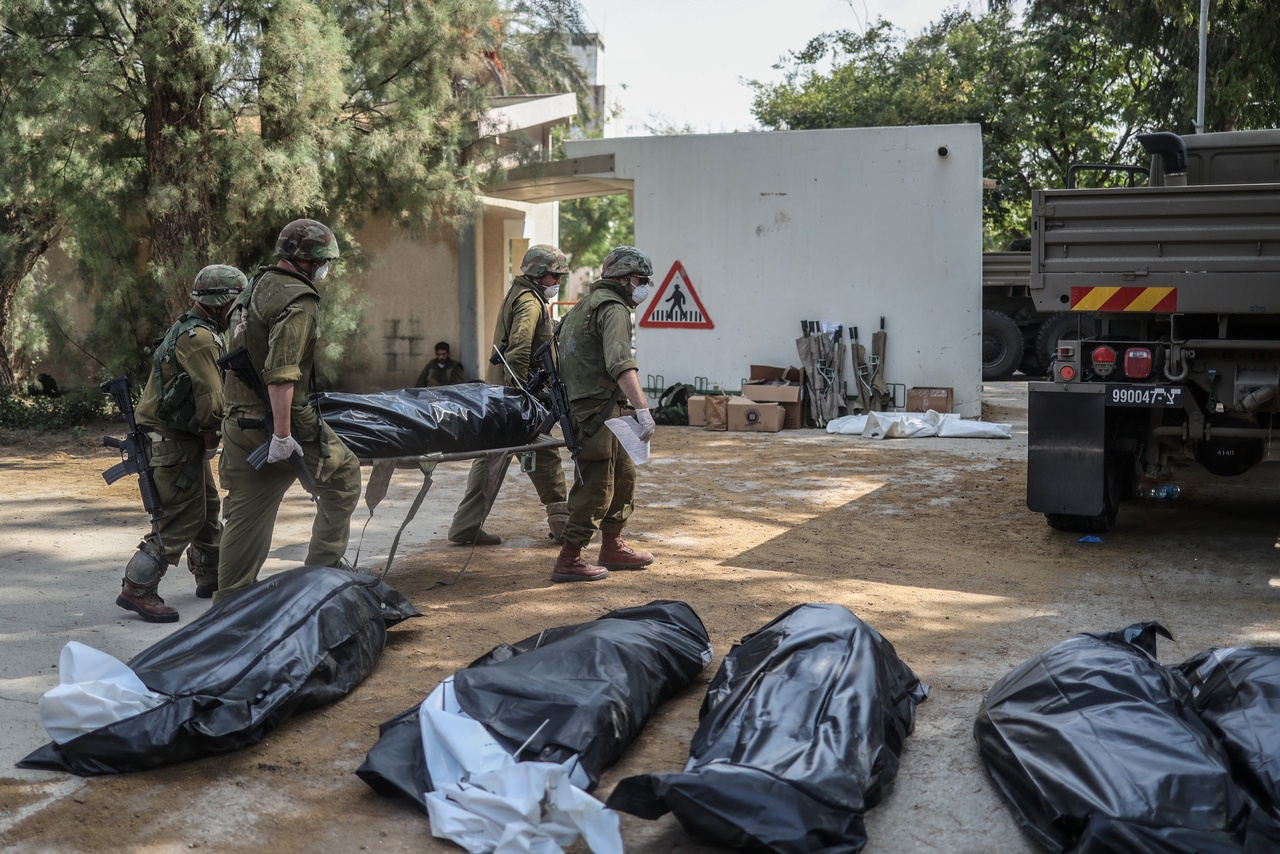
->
[543,284,560,300]
[630,283,650,304]
[312,262,329,282]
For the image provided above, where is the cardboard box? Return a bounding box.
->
[741,365,805,429]
[727,397,784,433]
[687,395,707,427]
[906,387,954,413]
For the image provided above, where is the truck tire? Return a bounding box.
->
[1019,346,1046,377]
[1034,312,1092,374]
[982,310,1022,381]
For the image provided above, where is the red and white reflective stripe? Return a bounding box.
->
[1070,287,1177,312]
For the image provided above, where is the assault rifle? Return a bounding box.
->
[524,341,582,484]
[216,346,326,518]
[100,376,167,524]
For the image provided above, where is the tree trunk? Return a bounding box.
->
[0,203,61,391]
[136,0,216,318]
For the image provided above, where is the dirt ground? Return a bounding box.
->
[2,383,1279,853]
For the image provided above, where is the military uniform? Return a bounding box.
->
[216,266,361,601]
[129,313,225,591]
[416,357,465,387]
[556,278,641,547]
[448,276,568,542]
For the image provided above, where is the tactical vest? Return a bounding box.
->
[150,312,223,434]
[222,267,320,411]
[556,281,629,403]
[488,277,553,385]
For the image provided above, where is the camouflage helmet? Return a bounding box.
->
[600,245,653,280]
[190,264,247,306]
[520,244,570,278]
[274,218,340,262]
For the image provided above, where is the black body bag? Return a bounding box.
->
[356,600,713,811]
[314,382,546,459]
[606,603,928,854]
[974,622,1271,853]
[1177,647,1280,827]
[19,567,419,776]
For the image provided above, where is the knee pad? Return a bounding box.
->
[124,538,166,587]
[546,501,570,542]
[185,545,218,582]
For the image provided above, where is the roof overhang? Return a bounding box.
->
[479,94,578,139]
[484,154,633,203]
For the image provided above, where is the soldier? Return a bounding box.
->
[448,245,570,546]
[415,341,465,387]
[551,245,658,582]
[215,218,362,602]
[117,265,246,623]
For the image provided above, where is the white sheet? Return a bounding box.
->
[418,679,621,854]
[826,410,1011,440]
[38,641,167,744]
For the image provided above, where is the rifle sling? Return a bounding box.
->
[580,385,624,441]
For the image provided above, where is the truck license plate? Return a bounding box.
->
[1107,384,1183,408]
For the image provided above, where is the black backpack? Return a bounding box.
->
[653,383,698,425]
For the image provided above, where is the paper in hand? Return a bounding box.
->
[605,417,650,465]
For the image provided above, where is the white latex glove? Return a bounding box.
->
[635,408,656,442]
[267,433,303,464]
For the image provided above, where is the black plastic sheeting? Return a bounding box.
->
[975,623,1280,853]
[356,600,712,811]
[314,383,545,459]
[606,603,929,854]
[1177,647,1280,831]
[19,567,419,776]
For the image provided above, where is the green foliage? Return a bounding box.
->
[0,386,108,430]
[560,194,634,271]
[5,0,595,386]
[750,2,1280,248]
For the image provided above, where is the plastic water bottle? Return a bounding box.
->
[1138,484,1180,500]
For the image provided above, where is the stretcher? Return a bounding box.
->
[358,433,567,576]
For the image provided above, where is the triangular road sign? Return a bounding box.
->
[639,261,714,329]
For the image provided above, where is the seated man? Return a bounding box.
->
[416,341,465,387]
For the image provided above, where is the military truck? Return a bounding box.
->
[981,247,1079,380]
[1026,128,1280,532]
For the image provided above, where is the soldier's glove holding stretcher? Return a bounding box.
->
[268,434,304,465]
[635,408,656,442]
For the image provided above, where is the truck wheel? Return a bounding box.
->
[1034,313,1092,374]
[1019,346,1046,377]
[982,310,1022,381]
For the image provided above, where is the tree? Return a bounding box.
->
[1028,1,1280,133]
[749,2,1280,248]
[1,0,591,388]
[0,0,83,388]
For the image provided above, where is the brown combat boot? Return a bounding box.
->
[117,579,179,623]
[551,543,609,583]
[598,531,654,571]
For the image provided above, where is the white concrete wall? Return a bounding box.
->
[565,125,983,416]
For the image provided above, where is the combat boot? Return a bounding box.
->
[545,501,569,544]
[117,578,179,623]
[551,543,609,583]
[598,531,654,571]
[185,545,219,599]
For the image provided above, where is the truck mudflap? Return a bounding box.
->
[1027,383,1106,516]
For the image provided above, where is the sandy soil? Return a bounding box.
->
[2,387,1279,853]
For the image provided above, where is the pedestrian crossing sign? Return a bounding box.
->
[639,261,714,329]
